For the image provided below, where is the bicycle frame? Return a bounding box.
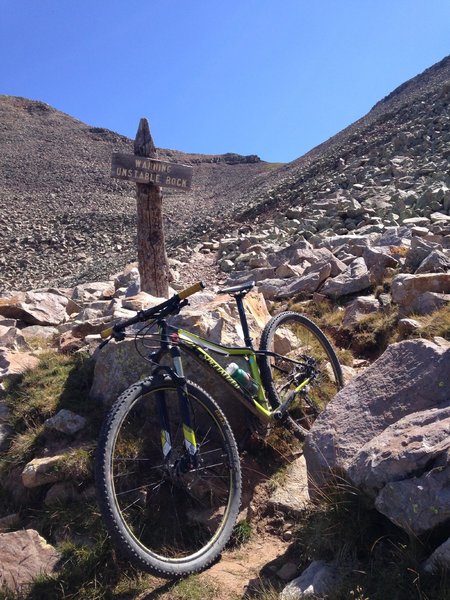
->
[148,317,313,463]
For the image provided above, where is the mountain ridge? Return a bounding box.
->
[0,54,449,291]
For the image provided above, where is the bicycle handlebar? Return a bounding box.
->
[100,281,205,341]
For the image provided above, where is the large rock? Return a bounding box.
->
[304,339,450,536]
[391,273,450,315]
[347,404,450,497]
[320,257,371,299]
[304,339,450,484]
[375,465,450,535]
[22,454,70,488]
[415,249,450,274]
[277,263,332,299]
[0,350,39,381]
[90,292,270,440]
[0,529,60,593]
[0,292,69,326]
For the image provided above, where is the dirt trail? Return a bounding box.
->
[204,533,289,598]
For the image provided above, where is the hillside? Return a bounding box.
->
[0,97,272,290]
[1,54,449,292]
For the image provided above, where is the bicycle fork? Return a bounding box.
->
[156,345,199,471]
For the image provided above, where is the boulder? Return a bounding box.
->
[407,291,450,315]
[423,538,450,573]
[90,292,270,440]
[320,257,371,299]
[280,560,338,599]
[0,292,68,326]
[304,339,450,536]
[277,263,332,299]
[404,236,442,272]
[44,409,87,435]
[347,404,450,498]
[391,273,450,315]
[0,529,60,593]
[415,249,450,274]
[304,339,450,486]
[375,465,450,535]
[342,295,380,327]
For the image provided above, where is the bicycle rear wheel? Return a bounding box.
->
[259,311,343,435]
[95,376,241,578]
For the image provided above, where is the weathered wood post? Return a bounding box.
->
[134,119,169,297]
[111,119,193,297]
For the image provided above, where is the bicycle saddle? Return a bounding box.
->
[218,281,255,296]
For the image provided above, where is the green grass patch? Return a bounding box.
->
[169,574,221,600]
[229,518,253,548]
[289,478,450,600]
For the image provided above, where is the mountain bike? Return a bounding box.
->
[95,280,343,578]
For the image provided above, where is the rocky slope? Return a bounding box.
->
[1,55,449,294]
[0,96,271,291]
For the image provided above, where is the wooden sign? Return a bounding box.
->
[111,152,193,190]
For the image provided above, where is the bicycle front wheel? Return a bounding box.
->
[95,376,241,578]
[259,311,343,433]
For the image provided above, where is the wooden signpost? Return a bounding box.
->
[111,119,193,297]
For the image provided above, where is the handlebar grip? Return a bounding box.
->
[177,281,206,300]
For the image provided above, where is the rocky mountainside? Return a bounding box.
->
[0,96,271,291]
[1,55,449,293]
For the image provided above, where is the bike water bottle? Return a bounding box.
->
[226,362,259,397]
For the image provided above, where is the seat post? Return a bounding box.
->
[234,293,253,349]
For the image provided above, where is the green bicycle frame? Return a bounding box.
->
[170,327,311,423]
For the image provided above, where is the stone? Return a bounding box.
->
[0,513,19,532]
[0,325,28,350]
[404,236,442,272]
[304,340,450,490]
[72,281,115,302]
[0,529,60,593]
[363,246,399,270]
[423,538,450,573]
[408,291,450,315]
[0,292,68,326]
[22,454,69,488]
[0,422,12,451]
[277,263,332,299]
[0,351,39,381]
[415,249,450,274]
[58,331,86,353]
[277,562,300,581]
[267,456,310,516]
[44,481,80,505]
[21,325,59,341]
[124,267,140,297]
[320,257,371,299]
[280,560,338,599]
[122,292,167,312]
[347,403,450,498]
[256,278,286,300]
[391,273,450,315]
[375,465,450,536]
[342,295,380,327]
[398,318,422,338]
[275,263,305,279]
[44,409,87,435]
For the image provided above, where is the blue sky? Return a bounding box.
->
[1,1,449,163]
